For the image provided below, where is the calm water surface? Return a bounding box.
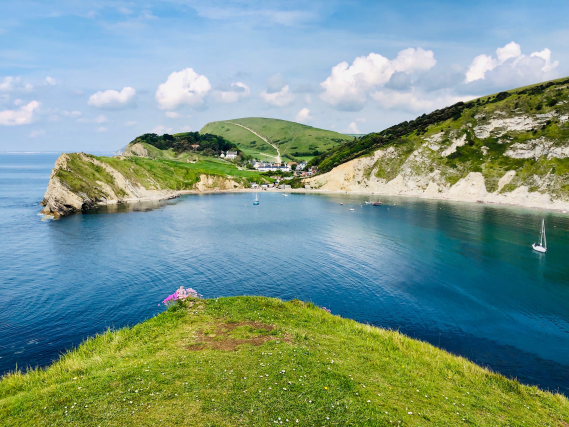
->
[1,154,568,394]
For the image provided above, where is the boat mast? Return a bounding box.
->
[542,219,547,249]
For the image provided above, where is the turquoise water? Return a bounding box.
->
[1,154,569,394]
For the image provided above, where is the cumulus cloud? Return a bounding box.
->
[347,121,361,134]
[165,111,182,119]
[320,48,436,111]
[151,124,192,134]
[346,118,366,134]
[156,68,211,110]
[62,110,82,119]
[215,81,251,103]
[260,84,295,107]
[45,76,57,86]
[88,86,136,109]
[0,76,33,92]
[371,89,471,112]
[29,129,46,138]
[295,107,312,123]
[0,101,40,126]
[465,41,559,84]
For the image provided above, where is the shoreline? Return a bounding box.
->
[42,185,569,218]
[177,187,569,214]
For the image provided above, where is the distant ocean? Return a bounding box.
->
[1,153,569,395]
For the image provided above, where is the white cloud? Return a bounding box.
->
[260,84,295,107]
[29,129,46,138]
[215,81,251,103]
[0,100,40,126]
[190,4,317,26]
[464,55,497,83]
[151,124,192,134]
[62,110,82,119]
[320,48,436,111]
[371,89,471,112]
[295,107,312,123]
[88,86,136,109]
[0,76,33,92]
[465,42,559,83]
[156,68,211,110]
[496,41,522,63]
[165,111,182,119]
[45,76,57,86]
[347,121,361,134]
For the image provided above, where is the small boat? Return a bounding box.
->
[253,193,260,206]
[364,201,371,205]
[372,201,382,206]
[349,208,355,211]
[532,219,547,253]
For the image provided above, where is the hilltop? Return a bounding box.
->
[2,296,567,426]
[308,77,569,210]
[200,117,352,162]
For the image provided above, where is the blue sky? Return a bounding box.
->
[1,0,568,152]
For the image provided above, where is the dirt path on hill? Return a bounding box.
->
[229,122,282,163]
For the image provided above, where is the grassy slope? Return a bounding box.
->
[56,152,269,200]
[200,117,353,162]
[312,77,569,198]
[2,296,567,426]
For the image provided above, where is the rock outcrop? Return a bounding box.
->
[41,152,246,218]
[307,78,569,211]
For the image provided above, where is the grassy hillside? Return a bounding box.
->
[57,152,268,200]
[201,117,352,162]
[2,296,567,426]
[310,77,569,199]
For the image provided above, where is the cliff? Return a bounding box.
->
[1,296,567,426]
[41,147,264,218]
[308,78,569,211]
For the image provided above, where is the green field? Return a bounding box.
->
[2,296,567,426]
[200,117,353,162]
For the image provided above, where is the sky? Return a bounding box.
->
[1,0,569,152]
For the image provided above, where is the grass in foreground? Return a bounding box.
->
[1,296,568,426]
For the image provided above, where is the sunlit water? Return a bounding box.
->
[1,154,568,394]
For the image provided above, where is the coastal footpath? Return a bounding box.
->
[1,296,568,426]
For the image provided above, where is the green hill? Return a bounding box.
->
[308,77,569,208]
[200,117,353,162]
[1,296,567,426]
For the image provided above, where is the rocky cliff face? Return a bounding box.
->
[41,152,242,218]
[308,79,569,211]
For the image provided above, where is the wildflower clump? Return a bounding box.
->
[163,286,202,305]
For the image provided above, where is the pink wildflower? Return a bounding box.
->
[163,286,202,305]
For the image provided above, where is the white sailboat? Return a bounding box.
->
[532,219,547,253]
[253,193,260,205]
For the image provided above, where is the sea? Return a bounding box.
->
[1,153,568,394]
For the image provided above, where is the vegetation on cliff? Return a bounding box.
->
[310,77,569,174]
[42,151,270,217]
[1,296,567,426]
[308,77,569,202]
